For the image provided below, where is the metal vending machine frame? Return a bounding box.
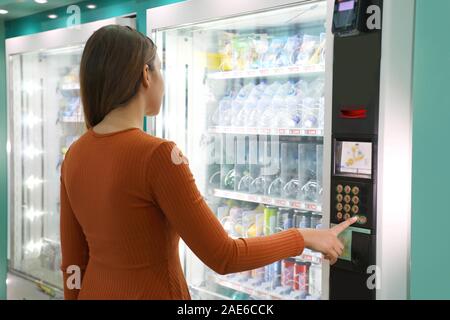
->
[329,0,414,300]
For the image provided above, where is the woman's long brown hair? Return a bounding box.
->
[79,25,157,129]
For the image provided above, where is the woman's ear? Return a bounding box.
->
[142,65,151,88]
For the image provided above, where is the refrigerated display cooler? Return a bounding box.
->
[147,0,414,300]
[6,16,136,293]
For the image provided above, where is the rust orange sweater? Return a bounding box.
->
[60,128,305,300]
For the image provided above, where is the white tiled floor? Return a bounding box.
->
[7,273,62,300]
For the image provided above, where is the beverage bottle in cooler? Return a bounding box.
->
[308,78,325,99]
[248,93,272,127]
[308,263,322,298]
[276,82,301,128]
[277,208,294,232]
[254,210,265,237]
[258,81,282,127]
[260,94,284,128]
[275,81,296,127]
[301,97,320,129]
[272,261,282,288]
[247,211,264,287]
[294,210,312,229]
[235,82,266,127]
[310,214,322,229]
[264,264,272,286]
[285,93,303,128]
[242,210,256,238]
[250,267,265,286]
[263,206,278,235]
[229,207,243,237]
[293,262,310,299]
[212,95,232,126]
[230,83,255,125]
[281,259,295,289]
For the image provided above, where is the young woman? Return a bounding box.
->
[60,25,356,300]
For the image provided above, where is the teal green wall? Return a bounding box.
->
[0,19,7,300]
[5,0,183,37]
[0,0,183,300]
[411,0,450,300]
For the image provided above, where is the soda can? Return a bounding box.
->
[281,259,295,288]
[264,264,272,283]
[264,206,278,235]
[272,261,282,288]
[309,263,322,298]
[294,262,310,296]
[294,210,311,229]
[278,209,294,231]
[311,214,322,229]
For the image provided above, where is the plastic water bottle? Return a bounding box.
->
[308,78,325,99]
[248,94,272,127]
[285,94,303,127]
[211,96,231,126]
[236,83,267,127]
[230,83,255,126]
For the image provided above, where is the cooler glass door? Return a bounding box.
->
[7,17,136,293]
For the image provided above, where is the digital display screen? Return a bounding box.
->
[339,0,355,12]
[335,141,372,178]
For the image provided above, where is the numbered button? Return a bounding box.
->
[336,203,343,211]
[357,216,367,224]
[352,205,359,214]
[337,212,343,220]
[344,185,351,194]
[344,195,351,203]
[344,204,351,213]
[344,213,351,221]
[352,196,360,205]
[337,185,344,193]
[352,186,360,195]
[336,194,343,202]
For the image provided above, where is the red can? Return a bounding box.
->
[294,262,309,292]
[281,260,295,287]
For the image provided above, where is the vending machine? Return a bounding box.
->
[147,0,414,300]
[6,16,135,293]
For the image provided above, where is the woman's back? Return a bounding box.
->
[61,128,191,299]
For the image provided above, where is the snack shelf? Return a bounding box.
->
[208,64,325,80]
[208,126,324,137]
[213,189,322,213]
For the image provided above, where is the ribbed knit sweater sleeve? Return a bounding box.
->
[148,141,305,275]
